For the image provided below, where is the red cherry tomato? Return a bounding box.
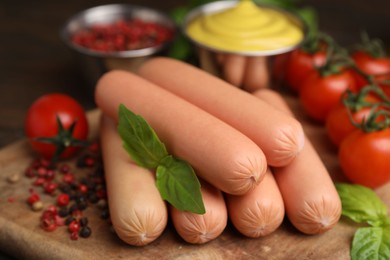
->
[375,73,390,98]
[271,52,292,86]
[284,48,327,93]
[25,93,89,160]
[325,94,381,147]
[299,70,357,123]
[339,128,390,188]
[351,51,390,89]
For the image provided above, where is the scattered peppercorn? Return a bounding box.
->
[72,210,83,220]
[32,201,44,211]
[44,182,58,194]
[77,201,88,211]
[57,193,70,207]
[27,192,40,205]
[97,199,107,209]
[59,164,70,174]
[78,184,88,194]
[33,177,46,186]
[45,169,55,180]
[68,220,81,233]
[87,193,99,204]
[25,167,36,178]
[62,173,75,184]
[70,231,79,241]
[100,209,110,220]
[21,138,108,241]
[58,207,69,218]
[37,166,47,177]
[79,226,92,238]
[41,218,57,232]
[79,217,88,227]
[7,173,20,183]
[65,216,76,226]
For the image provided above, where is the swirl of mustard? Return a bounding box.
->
[186,0,304,53]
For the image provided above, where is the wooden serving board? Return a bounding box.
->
[1,97,389,260]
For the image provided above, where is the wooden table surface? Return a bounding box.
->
[1,1,389,259]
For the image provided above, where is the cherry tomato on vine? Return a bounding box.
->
[299,69,357,123]
[351,51,390,89]
[375,73,390,98]
[339,128,390,188]
[352,51,390,76]
[284,47,327,93]
[25,93,89,161]
[325,93,381,147]
[271,52,292,86]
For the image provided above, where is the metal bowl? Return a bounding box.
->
[182,0,307,57]
[60,4,177,87]
[181,0,307,90]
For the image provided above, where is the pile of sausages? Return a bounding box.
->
[95,57,342,246]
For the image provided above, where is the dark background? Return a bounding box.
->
[0,0,389,258]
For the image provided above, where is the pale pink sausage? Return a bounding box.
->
[170,180,228,244]
[242,56,270,92]
[95,70,266,195]
[252,89,342,235]
[222,54,246,87]
[225,167,284,238]
[215,52,226,65]
[100,115,168,246]
[137,57,305,167]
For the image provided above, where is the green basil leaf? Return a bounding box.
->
[295,7,318,42]
[117,104,168,168]
[167,34,193,61]
[336,183,388,226]
[254,0,301,10]
[156,155,205,214]
[117,104,205,214]
[169,6,190,25]
[351,226,390,260]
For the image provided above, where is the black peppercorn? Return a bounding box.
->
[79,226,92,238]
[79,217,88,227]
[65,216,75,226]
[100,209,110,220]
[87,193,99,204]
[58,207,69,218]
[77,201,88,211]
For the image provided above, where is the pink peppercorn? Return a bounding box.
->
[57,193,70,207]
[36,166,47,177]
[78,184,88,194]
[41,218,57,232]
[68,220,81,233]
[59,164,71,174]
[47,205,58,214]
[33,177,46,186]
[44,182,58,194]
[27,193,40,205]
[62,173,75,184]
[84,156,96,167]
[70,231,79,240]
[25,167,36,178]
[45,169,55,180]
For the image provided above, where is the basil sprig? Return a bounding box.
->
[336,183,390,260]
[117,104,205,214]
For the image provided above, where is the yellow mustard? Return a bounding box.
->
[186,0,304,53]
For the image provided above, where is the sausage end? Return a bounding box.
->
[111,208,168,246]
[290,196,342,235]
